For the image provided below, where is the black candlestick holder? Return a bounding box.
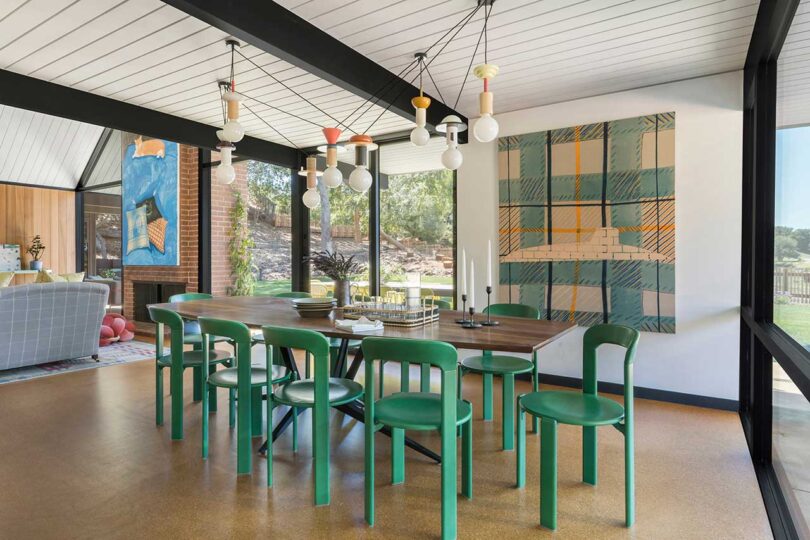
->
[481,286,500,326]
[455,294,468,324]
[462,307,482,328]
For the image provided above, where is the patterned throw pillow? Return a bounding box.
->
[126,206,150,254]
[147,217,168,253]
[35,270,65,283]
[60,272,85,282]
[0,271,13,288]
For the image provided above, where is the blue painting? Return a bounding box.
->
[122,136,179,266]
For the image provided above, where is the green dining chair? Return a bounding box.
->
[198,317,294,476]
[253,291,313,376]
[516,324,639,530]
[362,337,472,540]
[148,306,233,440]
[262,326,364,505]
[169,292,231,402]
[458,303,540,450]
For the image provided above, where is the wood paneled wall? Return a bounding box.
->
[0,184,76,284]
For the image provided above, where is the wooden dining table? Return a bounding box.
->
[152,296,576,463]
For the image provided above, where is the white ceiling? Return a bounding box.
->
[379,136,446,175]
[0,0,414,149]
[0,104,104,189]
[278,0,758,117]
[777,0,810,128]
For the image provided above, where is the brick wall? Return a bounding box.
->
[210,157,249,297]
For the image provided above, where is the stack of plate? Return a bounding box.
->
[292,297,336,318]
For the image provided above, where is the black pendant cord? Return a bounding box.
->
[362,3,483,134]
[424,63,446,105]
[242,101,300,150]
[234,47,354,133]
[453,7,488,110]
[235,88,326,129]
[341,3,481,132]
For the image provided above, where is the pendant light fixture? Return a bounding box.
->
[346,134,377,193]
[220,40,244,144]
[410,53,431,147]
[437,115,466,170]
[299,156,322,209]
[215,141,236,184]
[472,63,499,142]
[319,127,344,188]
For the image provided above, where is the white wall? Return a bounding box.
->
[457,71,743,401]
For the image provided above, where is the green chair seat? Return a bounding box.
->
[460,354,533,375]
[520,391,625,427]
[374,392,472,430]
[157,349,232,368]
[273,378,363,408]
[208,365,291,388]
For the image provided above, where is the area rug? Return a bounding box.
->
[0,340,158,385]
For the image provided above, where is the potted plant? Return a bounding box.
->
[306,250,365,307]
[26,235,45,271]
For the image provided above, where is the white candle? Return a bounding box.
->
[470,259,475,309]
[461,248,467,296]
[487,239,492,288]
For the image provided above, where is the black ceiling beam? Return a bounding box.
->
[162,0,468,142]
[0,69,300,169]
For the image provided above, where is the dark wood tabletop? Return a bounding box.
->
[150,296,577,353]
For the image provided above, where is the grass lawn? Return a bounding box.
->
[774,303,810,347]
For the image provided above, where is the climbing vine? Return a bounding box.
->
[229,190,255,296]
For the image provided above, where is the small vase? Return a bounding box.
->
[30,260,43,271]
[333,279,351,307]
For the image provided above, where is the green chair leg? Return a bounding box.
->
[540,417,558,530]
[267,396,274,487]
[532,351,539,433]
[391,428,405,484]
[312,402,330,506]
[502,373,515,450]
[516,407,526,487]
[482,373,493,421]
[626,423,635,527]
[193,366,202,402]
[462,419,472,499]
[251,387,263,437]
[156,366,164,426]
[170,360,183,440]
[583,426,597,485]
[292,407,299,453]
[201,371,210,459]
[228,388,236,428]
[440,416,457,540]
[365,416,375,526]
[236,384,252,475]
[420,363,430,392]
[208,364,218,412]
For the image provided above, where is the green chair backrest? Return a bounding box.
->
[199,317,252,375]
[272,291,312,299]
[582,324,639,404]
[362,337,458,372]
[429,299,452,309]
[261,326,330,359]
[169,292,213,303]
[484,303,540,319]
[147,306,185,362]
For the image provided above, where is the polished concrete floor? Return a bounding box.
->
[0,347,771,539]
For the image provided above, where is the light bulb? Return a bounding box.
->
[222,120,244,143]
[441,147,463,170]
[348,166,372,192]
[473,114,499,143]
[410,126,430,146]
[302,187,320,209]
[322,165,343,188]
[216,163,235,184]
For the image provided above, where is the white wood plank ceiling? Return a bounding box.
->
[777,0,810,128]
[278,0,758,117]
[0,0,414,149]
[0,104,103,189]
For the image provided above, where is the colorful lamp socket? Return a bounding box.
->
[345,134,378,193]
[318,127,345,188]
[473,63,499,143]
[437,115,467,171]
[298,155,323,209]
[215,142,236,185]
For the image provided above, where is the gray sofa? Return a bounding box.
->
[0,282,108,370]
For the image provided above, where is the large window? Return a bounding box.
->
[379,139,455,306]
[244,160,293,295]
[81,188,123,310]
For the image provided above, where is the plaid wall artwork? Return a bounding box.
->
[498,112,675,333]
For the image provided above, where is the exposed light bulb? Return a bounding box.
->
[222,120,244,143]
[322,165,343,188]
[302,187,320,209]
[348,166,372,192]
[473,113,499,143]
[216,163,236,184]
[410,126,430,146]
[441,147,463,170]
